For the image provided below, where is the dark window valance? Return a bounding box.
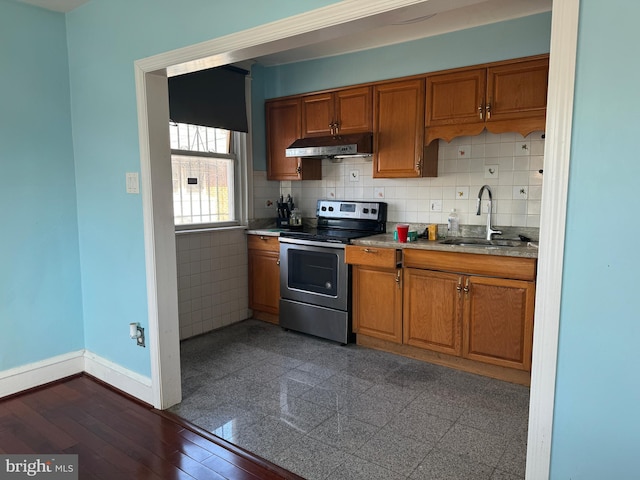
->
[168,65,249,132]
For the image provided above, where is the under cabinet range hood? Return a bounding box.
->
[285,133,373,159]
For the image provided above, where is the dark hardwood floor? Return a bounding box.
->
[0,374,303,479]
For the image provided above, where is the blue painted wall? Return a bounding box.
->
[550,1,640,477]
[64,0,340,376]
[4,0,639,474]
[0,1,83,369]
[251,12,551,170]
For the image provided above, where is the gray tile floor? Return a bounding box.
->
[170,319,529,480]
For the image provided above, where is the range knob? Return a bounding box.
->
[371,208,377,214]
[321,206,327,211]
[328,206,334,212]
[363,208,369,214]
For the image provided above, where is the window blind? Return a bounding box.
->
[168,66,249,133]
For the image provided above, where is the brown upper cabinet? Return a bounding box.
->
[266,97,321,181]
[373,78,438,178]
[301,86,372,137]
[425,55,549,144]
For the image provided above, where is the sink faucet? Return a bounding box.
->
[476,185,502,240]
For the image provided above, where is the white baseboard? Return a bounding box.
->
[83,351,153,404]
[0,350,153,405]
[0,350,85,398]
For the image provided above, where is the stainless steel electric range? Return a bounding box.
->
[278,200,387,344]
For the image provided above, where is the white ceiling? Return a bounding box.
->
[18,0,551,67]
[18,0,88,13]
[256,0,552,66]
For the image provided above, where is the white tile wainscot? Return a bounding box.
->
[175,228,250,339]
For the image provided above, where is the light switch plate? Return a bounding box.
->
[430,199,442,212]
[126,172,139,194]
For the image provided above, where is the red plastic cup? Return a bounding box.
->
[396,224,409,243]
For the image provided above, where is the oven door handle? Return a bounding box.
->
[278,237,346,249]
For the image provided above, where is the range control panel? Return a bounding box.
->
[316,200,386,221]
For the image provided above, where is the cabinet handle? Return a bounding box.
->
[416,157,422,172]
[363,248,378,254]
[478,104,484,120]
[486,102,492,120]
[395,270,401,286]
[260,236,267,240]
[463,277,470,294]
[276,258,280,266]
[457,276,463,296]
[296,164,302,175]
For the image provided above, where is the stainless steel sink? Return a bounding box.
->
[439,238,524,247]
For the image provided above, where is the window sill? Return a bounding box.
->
[175,225,247,235]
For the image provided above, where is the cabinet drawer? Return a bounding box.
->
[403,249,536,281]
[345,246,400,269]
[247,234,280,252]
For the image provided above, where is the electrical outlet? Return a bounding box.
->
[484,165,499,179]
[430,200,442,212]
[374,187,385,199]
[349,170,360,182]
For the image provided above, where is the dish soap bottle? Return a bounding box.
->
[447,209,459,237]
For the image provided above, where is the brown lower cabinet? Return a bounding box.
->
[247,234,280,324]
[348,246,536,381]
[404,267,535,371]
[346,246,403,343]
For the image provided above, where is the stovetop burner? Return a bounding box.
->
[279,228,377,244]
[279,200,387,244]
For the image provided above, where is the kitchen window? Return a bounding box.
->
[170,122,245,228]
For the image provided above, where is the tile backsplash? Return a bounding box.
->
[267,130,544,228]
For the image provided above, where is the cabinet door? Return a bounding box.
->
[301,92,334,138]
[485,57,549,136]
[266,98,321,180]
[463,276,535,371]
[373,79,425,178]
[266,98,302,180]
[403,268,462,355]
[335,86,372,135]
[352,265,402,344]
[425,68,486,144]
[248,249,280,317]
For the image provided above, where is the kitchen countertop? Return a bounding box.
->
[246,229,283,237]
[352,233,539,259]
[246,229,538,258]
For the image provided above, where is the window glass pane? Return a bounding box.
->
[171,154,235,225]
[170,123,230,154]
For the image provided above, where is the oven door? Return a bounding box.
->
[279,238,348,311]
